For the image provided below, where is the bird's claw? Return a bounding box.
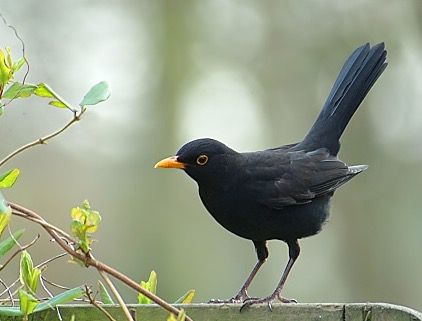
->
[208,297,242,304]
[208,291,256,304]
[240,294,296,312]
[279,296,297,304]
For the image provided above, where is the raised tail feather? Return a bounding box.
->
[295,43,387,155]
[348,164,368,174]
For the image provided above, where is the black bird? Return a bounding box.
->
[155,43,387,308]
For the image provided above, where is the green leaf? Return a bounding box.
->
[12,57,26,73]
[0,192,12,236]
[138,281,151,304]
[34,287,84,312]
[0,228,25,258]
[33,83,55,98]
[0,48,12,86]
[98,281,114,304]
[138,270,157,304]
[80,81,110,106]
[19,289,39,317]
[30,268,41,293]
[0,287,89,317]
[174,289,195,304]
[2,82,37,99]
[0,306,23,316]
[78,240,90,253]
[2,81,71,109]
[70,200,101,253]
[178,310,187,321]
[71,200,102,232]
[0,210,10,237]
[32,83,72,110]
[49,100,67,108]
[0,168,20,189]
[70,221,84,240]
[20,251,33,288]
[5,48,13,70]
[19,250,41,294]
[147,270,157,295]
[167,309,186,321]
[167,314,177,321]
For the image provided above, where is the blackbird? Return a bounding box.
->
[155,43,387,308]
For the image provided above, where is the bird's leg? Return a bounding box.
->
[209,241,268,304]
[241,240,300,311]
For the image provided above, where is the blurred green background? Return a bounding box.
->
[1,0,422,312]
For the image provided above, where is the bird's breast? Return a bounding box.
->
[198,183,331,241]
[198,183,252,236]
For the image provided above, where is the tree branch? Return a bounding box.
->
[0,107,86,168]
[11,211,75,242]
[9,202,193,321]
[0,278,14,305]
[100,271,133,321]
[85,285,116,321]
[0,234,40,272]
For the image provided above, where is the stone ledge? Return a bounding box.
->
[2,302,421,321]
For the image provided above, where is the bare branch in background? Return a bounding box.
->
[0,278,14,305]
[0,234,40,272]
[41,276,71,291]
[0,13,30,88]
[85,285,117,321]
[0,108,86,168]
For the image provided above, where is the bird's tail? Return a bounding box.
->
[295,43,387,155]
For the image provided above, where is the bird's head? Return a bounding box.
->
[154,138,238,183]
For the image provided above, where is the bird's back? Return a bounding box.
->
[198,147,365,241]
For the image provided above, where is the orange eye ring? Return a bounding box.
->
[196,155,208,166]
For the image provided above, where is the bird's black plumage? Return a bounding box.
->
[155,43,387,308]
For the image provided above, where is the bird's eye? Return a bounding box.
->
[196,155,208,166]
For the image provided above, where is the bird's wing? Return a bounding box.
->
[247,148,365,209]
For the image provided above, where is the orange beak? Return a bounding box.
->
[154,156,186,169]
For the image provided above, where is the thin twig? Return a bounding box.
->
[39,277,63,321]
[36,252,68,269]
[0,298,17,303]
[8,225,22,248]
[100,271,133,321]
[0,252,66,298]
[0,296,56,303]
[39,276,53,299]
[40,82,75,112]
[9,202,193,321]
[0,107,86,168]
[0,278,14,305]
[11,203,75,245]
[0,278,20,298]
[0,13,30,101]
[11,211,75,242]
[0,234,40,272]
[41,276,70,291]
[85,285,117,321]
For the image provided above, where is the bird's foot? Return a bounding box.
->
[208,297,243,304]
[240,293,297,312]
[208,291,255,304]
